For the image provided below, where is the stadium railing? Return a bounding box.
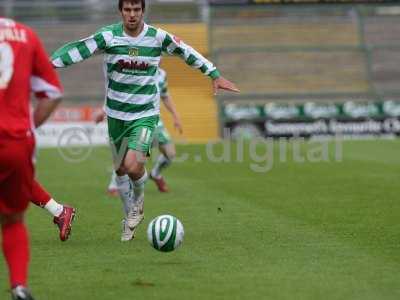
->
[209,4,400,138]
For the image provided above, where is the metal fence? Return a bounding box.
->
[210,4,400,104]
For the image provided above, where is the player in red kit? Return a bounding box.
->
[0,18,63,300]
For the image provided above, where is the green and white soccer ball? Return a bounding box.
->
[147,215,184,252]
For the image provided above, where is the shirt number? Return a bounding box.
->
[0,42,14,89]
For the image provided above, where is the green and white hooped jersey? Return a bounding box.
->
[51,23,220,121]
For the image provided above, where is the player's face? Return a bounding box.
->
[120,2,144,32]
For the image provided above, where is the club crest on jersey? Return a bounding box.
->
[128,47,139,57]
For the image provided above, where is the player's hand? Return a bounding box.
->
[213,76,240,95]
[173,117,183,134]
[94,111,106,124]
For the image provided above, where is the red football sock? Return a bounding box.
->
[1,222,30,287]
[31,180,51,207]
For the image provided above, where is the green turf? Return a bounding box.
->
[1,140,400,300]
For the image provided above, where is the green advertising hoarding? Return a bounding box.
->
[223,101,400,138]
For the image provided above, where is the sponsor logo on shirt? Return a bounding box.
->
[117,59,149,72]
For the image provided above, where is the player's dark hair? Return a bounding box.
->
[119,0,145,11]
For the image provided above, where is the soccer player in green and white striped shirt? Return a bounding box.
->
[105,68,182,195]
[51,0,239,242]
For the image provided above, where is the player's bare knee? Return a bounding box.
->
[126,163,144,180]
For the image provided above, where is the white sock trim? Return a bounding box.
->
[115,174,133,216]
[44,199,64,217]
[151,155,171,178]
[116,174,130,184]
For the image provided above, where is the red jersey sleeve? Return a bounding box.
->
[30,30,63,100]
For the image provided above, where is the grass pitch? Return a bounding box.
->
[1,140,400,300]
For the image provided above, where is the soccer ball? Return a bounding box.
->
[147,215,184,252]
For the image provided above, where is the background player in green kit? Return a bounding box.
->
[51,0,239,241]
[99,68,182,194]
[149,68,181,192]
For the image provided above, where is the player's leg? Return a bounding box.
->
[108,117,135,220]
[115,151,146,242]
[150,123,175,192]
[31,180,76,242]
[114,166,135,242]
[0,137,35,299]
[31,180,61,214]
[1,213,34,300]
[125,116,159,228]
[2,214,36,300]
[109,115,158,241]
[119,149,147,233]
[107,171,119,197]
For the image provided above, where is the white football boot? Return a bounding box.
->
[121,219,135,242]
[126,196,144,230]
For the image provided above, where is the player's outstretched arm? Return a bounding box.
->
[159,29,239,93]
[51,30,110,68]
